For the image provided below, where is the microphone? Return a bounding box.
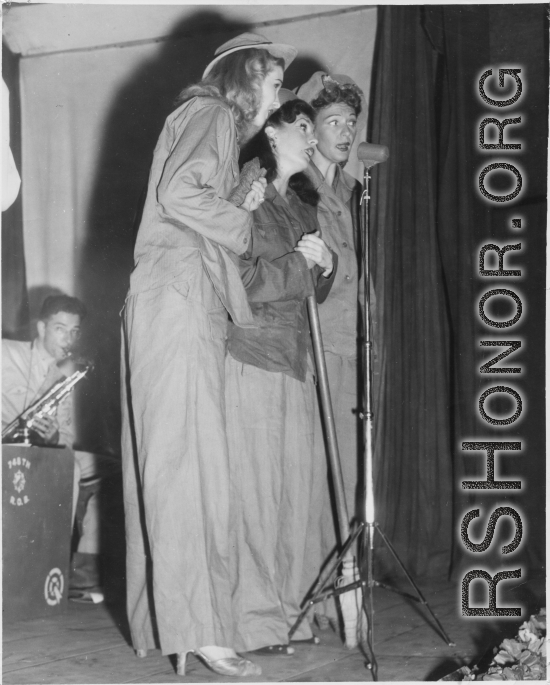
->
[357,142,389,168]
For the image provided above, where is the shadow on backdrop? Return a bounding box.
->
[77,11,253,453]
[77,10,325,454]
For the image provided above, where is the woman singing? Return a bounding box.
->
[225,96,337,655]
[121,33,297,678]
[296,72,366,630]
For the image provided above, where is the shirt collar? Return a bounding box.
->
[337,165,357,198]
[263,182,305,226]
[305,162,324,190]
[264,182,279,202]
[306,162,354,202]
[265,182,298,206]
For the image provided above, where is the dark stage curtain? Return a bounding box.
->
[422,6,494,575]
[369,5,452,577]
[427,4,547,578]
[369,5,547,581]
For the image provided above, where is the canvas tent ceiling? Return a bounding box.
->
[3,3,376,296]
[2,3,377,449]
[3,4,373,56]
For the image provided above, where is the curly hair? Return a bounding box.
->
[239,99,320,206]
[310,82,363,117]
[176,48,284,142]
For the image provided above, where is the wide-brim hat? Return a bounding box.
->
[295,71,362,104]
[203,32,298,78]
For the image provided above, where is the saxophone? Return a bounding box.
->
[2,360,92,444]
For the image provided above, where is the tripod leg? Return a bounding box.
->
[354,523,376,679]
[374,524,455,646]
[360,584,378,679]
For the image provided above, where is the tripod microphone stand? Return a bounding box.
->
[289,142,454,681]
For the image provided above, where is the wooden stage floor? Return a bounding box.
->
[3,574,544,683]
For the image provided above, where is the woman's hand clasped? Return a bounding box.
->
[294,231,334,277]
[241,178,267,213]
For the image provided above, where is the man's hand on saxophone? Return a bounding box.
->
[29,414,60,445]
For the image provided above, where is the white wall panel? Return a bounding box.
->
[15,5,376,294]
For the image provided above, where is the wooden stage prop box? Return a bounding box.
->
[3,445,74,623]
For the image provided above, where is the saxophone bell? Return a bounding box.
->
[2,361,93,444]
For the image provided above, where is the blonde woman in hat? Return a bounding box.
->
[121,33,296,678]
[225,94,336,656]
[295,72,367,630]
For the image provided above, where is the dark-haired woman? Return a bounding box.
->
[121,34,297,677]
[295,72,367,628]
[225,96,337,654]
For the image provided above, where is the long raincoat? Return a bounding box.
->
[121,95,254,657]
[225,182,336,650]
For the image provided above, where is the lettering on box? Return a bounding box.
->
[9,495,30,506]
[8,457,31,470]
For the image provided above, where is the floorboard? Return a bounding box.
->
[3,576,544,682]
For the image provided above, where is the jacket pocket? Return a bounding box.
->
[170,279,192,300]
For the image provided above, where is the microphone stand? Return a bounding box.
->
[359,153,454,679]
[289,145,454,681]
[289,280,363,651]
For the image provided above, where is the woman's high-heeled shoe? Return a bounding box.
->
[177,651,262,677]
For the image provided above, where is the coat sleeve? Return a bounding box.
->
[299,201,338,304]
[237,243,338,304]
[156,104,252,255]
[237,249,315,303]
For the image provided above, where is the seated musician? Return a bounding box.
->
[2,295,104,604]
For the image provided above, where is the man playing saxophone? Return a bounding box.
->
[2,295,85,447]
[2,295,105,604]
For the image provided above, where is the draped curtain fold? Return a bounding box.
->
[428,5,547,574]
[369,6,452,577]
[423,6,493,574]
[369,4,546,577]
